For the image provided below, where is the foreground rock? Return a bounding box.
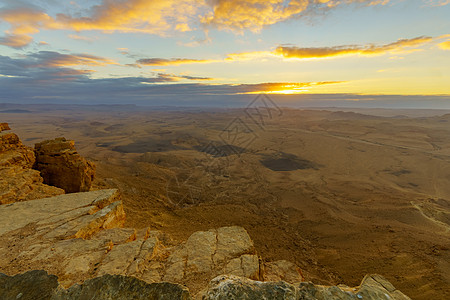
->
[0,187,411,299]
[0,190,127,287]
[0,271,410,300]
[0,270,191,300]
[0,125,64,204]
[202,274,411,300]
[0,188,293,292]
[34,137,96,193]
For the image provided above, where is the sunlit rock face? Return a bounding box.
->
[0,124,64,204]
[34,137,96,193]
[0,123,10,132]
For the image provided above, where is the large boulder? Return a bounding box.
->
[0,126,64,204]
[34,137,95,193]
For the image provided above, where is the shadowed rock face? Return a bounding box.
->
[0,270,191,300]
[34,137,96,193]
[0,271,410,300]
[0,270,60,300]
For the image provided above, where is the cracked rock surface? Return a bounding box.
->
[0,189,262,293]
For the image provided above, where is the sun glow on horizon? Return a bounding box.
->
[0,0,449,104]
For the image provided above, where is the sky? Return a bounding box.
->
[0,0,449,107]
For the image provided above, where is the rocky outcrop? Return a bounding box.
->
[34,137,96,193]
[0,271,410,300]
[0,270,191,300]
[0,124,64,204]
[202,274,411,300]
[0,123,10,132]
[0,187,411,299]
[0,190,262,292]
[0,189,126,286]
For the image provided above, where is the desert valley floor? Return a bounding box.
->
[1,103,449,299]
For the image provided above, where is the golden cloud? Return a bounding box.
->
[30,51,118,68]
[0,34,33,49]
[224,36,433,62]
[54,0,201,34]
[274,36,433,59]
[0,0,392,48]
[438,41,450,50]
[202,1,390,32]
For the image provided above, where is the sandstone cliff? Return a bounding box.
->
[0,124,64,204]
[34,137,96,193]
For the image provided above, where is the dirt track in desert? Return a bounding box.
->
[2,104,450,299]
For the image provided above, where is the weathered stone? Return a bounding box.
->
[202,275,411,300]
[0,166,64,204]
[127,236,162,275]
[264,260,303,283]
[214,226,255,265]
[164,226,257,286]
[58,274,192,300]
[0,270,192,300]
[0,189,130,287]
[91,228,137,244]
[0,122,10,132]
[185,230,217,273]
[0,271,410,300]
[0,270,59,300]
[34,137,95,193]
[96,240,143,276]
[0,131,63,204]
[0,189,120,236]
[224,255,260,280]
[357,274,411,300]
[296,274,412,300]
[202,275,297,300]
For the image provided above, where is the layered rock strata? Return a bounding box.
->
[34,138,96,193]
[0,124,64,204]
